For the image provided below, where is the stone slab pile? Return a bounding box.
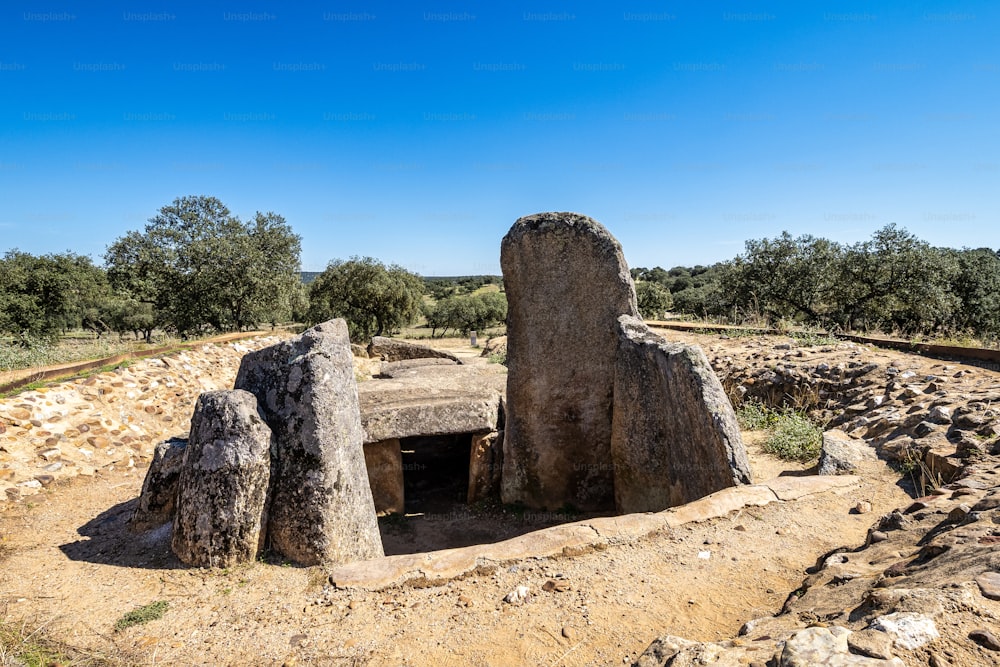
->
[130,320,384,567]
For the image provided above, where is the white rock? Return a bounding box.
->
[504,585,530,604]
[870,612,939,650]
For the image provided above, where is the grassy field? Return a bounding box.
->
[0,333,177,373]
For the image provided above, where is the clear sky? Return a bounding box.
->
[1,1,997,275]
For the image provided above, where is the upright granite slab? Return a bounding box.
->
[235,319,383,566]
[613,315,751,513]
[500,212,640,511]
[171,390,272,567]
[129,437,187,532]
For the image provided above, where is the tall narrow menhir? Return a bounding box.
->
[500,212,640,511]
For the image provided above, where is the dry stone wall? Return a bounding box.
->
[0,337,286,503]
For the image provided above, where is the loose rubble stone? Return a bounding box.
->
[130,437,187,532]
[171,390,272,567]
[975,571,1000,601]
[869,613,939,650]
[235,319,383,566]
[969,628,1000,651]
[819,430,875,476]
[500,212,639,510]
[612,315,750,512]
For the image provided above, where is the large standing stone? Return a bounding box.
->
[235,319,383,565]
[500,212,639,510]
[171,390,272,567]
[129,437,187,533]
[612,316,752,513]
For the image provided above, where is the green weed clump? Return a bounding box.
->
[114,600,168,632]
[736,401,779,430]
[788,331,840,347]
[762,412,823,462]
[737,401,824,462]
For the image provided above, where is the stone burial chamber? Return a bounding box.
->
[356,358,506,515]
[130,211,750,570]
[500,211,752,512]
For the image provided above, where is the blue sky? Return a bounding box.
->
[1,2,997,275]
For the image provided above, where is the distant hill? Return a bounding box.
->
[300,271,322,285]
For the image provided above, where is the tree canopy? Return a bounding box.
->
[306,257,424,341]
[104,195,302,338]
[0,250,110,344]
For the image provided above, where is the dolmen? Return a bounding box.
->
[130,211,752,570]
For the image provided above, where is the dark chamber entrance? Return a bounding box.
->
[399,434,469,515]
[377,432,604,556]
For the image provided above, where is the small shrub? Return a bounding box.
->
[487,350,507,366]
[788,331,839,347]
[736,401,778,430]
[114,600,168,632]
[763,413,823,462]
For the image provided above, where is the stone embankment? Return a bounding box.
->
[0,336,287,502]
[704,336,1000,487]
[636,332,1000,667]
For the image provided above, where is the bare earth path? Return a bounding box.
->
[4,330,984,666]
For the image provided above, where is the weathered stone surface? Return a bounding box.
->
[379,358,459,377]
[358,364,505,444]
[847,628,896,660]
[171,390,272,568]
[612,315,751,512]
[129,437,187,532]
[869,613,939,650]
[368,336,461,364]
[468,430,503,503]
[500,212,639,511]
[364,439,404,515]
[819,429,875,476]
[235,319,383,566]
[780,627,903,666]
[633,634,750,667]
[975,571,1000,600]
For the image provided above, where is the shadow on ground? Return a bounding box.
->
[59,498,184,570]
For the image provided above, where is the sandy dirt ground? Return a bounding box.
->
[0,330,931,666]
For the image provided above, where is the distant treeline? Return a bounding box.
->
[633,224,1000,342]
[4,199,997,348]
